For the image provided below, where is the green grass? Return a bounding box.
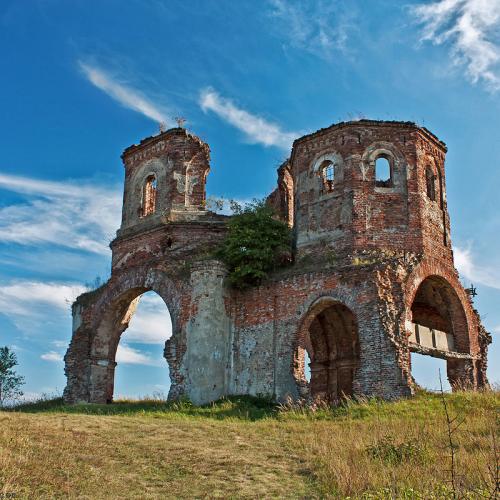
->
[1,390,499,499]
[11,394,278,420]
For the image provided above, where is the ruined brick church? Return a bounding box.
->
[64,120,491,405]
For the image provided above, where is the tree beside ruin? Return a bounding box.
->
[0,346,25,407]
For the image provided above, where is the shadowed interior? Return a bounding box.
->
[307,304,359,401]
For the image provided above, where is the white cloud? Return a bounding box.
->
[454,245,500,289]
[0,280,84,337]
[0,173,121,254]
[200,89,297,150]
[79,61,171,124]
[268,0,354,60]
[40,351,63,362]
[0,281,85,318]
[116,343,161,366]
[412,0,500,91]
[123,293,172,345]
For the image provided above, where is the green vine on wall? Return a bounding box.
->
[215,200,292,289]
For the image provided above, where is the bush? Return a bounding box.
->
[216,199,292,288]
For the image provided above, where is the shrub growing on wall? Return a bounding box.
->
[216,200,292,288]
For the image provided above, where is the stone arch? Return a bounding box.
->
[127,157,172,223]
[425,165,437,201]
[293,295,360,401]
[404,264,478,389]
[418,153,440,198]
[181,151,210,209]
[311,152,344,193]
[405,269,472,352]
[362,141,407,193]
[409,275,469,351]
[87,267,185,403]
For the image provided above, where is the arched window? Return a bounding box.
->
[375,156,393,187]
[142,175,157,216]
[320,160,335,193]
[426,167,436,201]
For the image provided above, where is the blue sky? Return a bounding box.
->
[0,0,499,400]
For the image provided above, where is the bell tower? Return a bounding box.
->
[118,127,210,235]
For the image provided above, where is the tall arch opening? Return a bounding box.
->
[408,276,470,390]
[89,287,174,404]
[114,291,172,399]
[297,301,359,402]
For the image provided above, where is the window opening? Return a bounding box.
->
[375,157,392,187]
[320,160,335,193]
[426,167,436,201]
[142,175,157,216]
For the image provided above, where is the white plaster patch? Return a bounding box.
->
[174,172,186,193]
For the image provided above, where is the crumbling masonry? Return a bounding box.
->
[64,120,491,404]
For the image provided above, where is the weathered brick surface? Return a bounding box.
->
[64,121,491,405]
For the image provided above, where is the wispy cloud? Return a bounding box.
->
[116,343,162,366]
[267,0,354,60]
[411,0,500,91]
[0,281,85,318]
[200,89,297,150]
[40,351,63,362]
[0,280,85,336]
[0,173,121,254]
[454,244,500,289]
[78,61,171,124]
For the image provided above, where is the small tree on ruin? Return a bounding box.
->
[0,346,25,407]
[216,199,292,288]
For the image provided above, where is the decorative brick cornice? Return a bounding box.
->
[292,119,447,152]
[121,127,210,167]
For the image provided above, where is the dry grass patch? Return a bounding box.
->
[280,391,499,498]
[1,391,498,499]
[0,413,312,499]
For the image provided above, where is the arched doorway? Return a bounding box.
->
[408,275,470,390]
[87,278,180,404]
[113,291,172,400]
[297,300,360,402]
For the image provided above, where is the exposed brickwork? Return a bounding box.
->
[64,121,490,405]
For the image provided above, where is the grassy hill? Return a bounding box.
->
[1,390,498,499]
